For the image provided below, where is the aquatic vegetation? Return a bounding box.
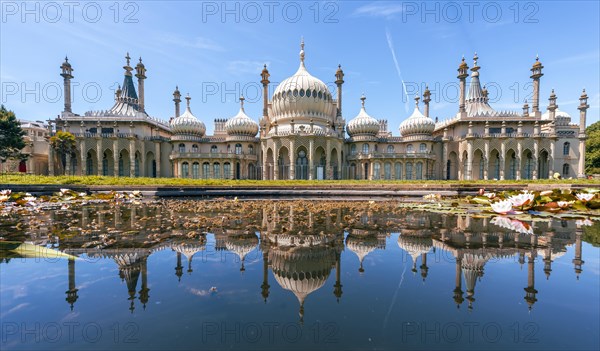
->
[491,200,514,214]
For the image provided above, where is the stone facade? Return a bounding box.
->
[47,46,590,180]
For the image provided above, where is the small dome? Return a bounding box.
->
[225,96,259,137]
[399,96,435,136]
[347,95,380,137]
[541,108,571,120]
[170,95,206,136]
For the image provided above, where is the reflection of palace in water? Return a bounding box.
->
[2,202,589,317]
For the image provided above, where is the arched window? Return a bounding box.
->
[524,152,533,179]
[562,163,570,177]
[178,143,185,153]
[362,144,369,154]
[248,145,254,155]
[134,154,140,177]
[406,144,414,153]
[395,163,402,180]
[86,152,93,175]
[211,145,218,153]
[224,162,231,179]
[351,144,357,155]
[213,163,221,179]
[387,145,394,153]
[182,162,189,178]
[102,152,108,176]
[406,162,413,180]
[373,162,381,179]
[419,143,427,153]
[192,162,200,179]
[202,162,210,179]
[416,162,423,180]
[563,142,570,156]
[384,162,391,180]
[235,144,242,154]
[192,144,198,153]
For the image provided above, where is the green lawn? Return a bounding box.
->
[1,173,598,187]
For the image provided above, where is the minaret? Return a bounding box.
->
[260,248,270,302]
[60,56,74,114]
[577,89,589,178]
[524,251,538,311]
[457,56,469,116]
[135,57,147,113]
[65,259,78,311]
[333,251,343,302]
[543,231,554,279]
[139,258,150,310]
[573,226,584,279]
[453,256,464,308]
[261,64,270,121]
[173,86,181,118]
[530,55,544,118]
[420,253,429,282]
[175,251,183,282]
[335,64,344,116]
[423,85,431,117]
[522,99,529,117]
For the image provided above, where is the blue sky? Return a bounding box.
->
[1,0,598,134]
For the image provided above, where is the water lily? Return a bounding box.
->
[509,192,535,209]
[423,193,441,201]
[0,190,12,196]
[557,201,573,209]
[576,193,595,202]
[483,192,496,199]
[0,195,9,202]
[23,196,37,203]
[576,219,593,227]
[491,200,513,214]
[78,192,86,197]
[540,190,553,196]
[490,216,533,234]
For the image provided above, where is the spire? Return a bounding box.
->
[470,52,480,76]
[123,52,133,76]
[300,37,305,64]
[360,94,366,108]
[185,93,191,108]
[239,95,245,111]
[414,94,420,108]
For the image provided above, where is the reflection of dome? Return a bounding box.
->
[347,95,380,137]
[397,235,432,263]
[225,96,259,137]
[170,95,206,136]
[171,242,206,273]
[399,96,435,136]
[270,40,335,126]
[269,245,336,321]
[346,235,379,273]
[225,234,259,271]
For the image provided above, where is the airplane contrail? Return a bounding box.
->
[386,28,410,113]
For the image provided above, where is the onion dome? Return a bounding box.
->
[345,234,379,273]
[532,55,543,69]
[225,96,259,137]
[224,234,259,272]
[399,95,435,136]
[397,234,432,265]
[458,56,468,70]
[347,95,380,137]
[170,94,206,136]
[271,39,335,122]
[541,108,571,120]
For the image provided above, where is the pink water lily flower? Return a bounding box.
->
[491,200,514,214]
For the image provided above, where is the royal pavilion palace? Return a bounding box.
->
[45,40,590,181]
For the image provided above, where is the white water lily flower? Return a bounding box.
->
[23,196,36,203]
[576,193,595,202]
[509,193,535,208]
[60,188,70,194]
[483,192,496,199]
[576,219,593,227]
[491,200,513,214]
[491,216,533,235]
[0,190,11,196]
[0,195,9,202]
[540,190,553,196]
[557,201,573,209]
[78,192,86,197]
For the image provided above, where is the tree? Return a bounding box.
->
[586,121,600,174]
[0,105,27,164]
[50,131,77,175]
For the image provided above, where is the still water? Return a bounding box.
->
[1,200,599,350]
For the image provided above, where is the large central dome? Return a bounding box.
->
[270,40,336,126]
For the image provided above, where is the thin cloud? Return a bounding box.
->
[354,2,404,18]
[227,60,270,75]
[546,50,600,66]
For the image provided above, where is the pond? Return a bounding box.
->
[1,198,599,350]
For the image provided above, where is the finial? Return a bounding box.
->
[264,64,267,69]
[139,57,142,63]
[125,52,131,66]
[185,93,191,107]
[360,94,366,107]
[65,56,69,62]
[536,54,539,61]
[175,85,179,91]
[239,95,245,110]
[414,94,420,106]
[299,37,305,64]
[462,55,465,62]
[473,52,478,63]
